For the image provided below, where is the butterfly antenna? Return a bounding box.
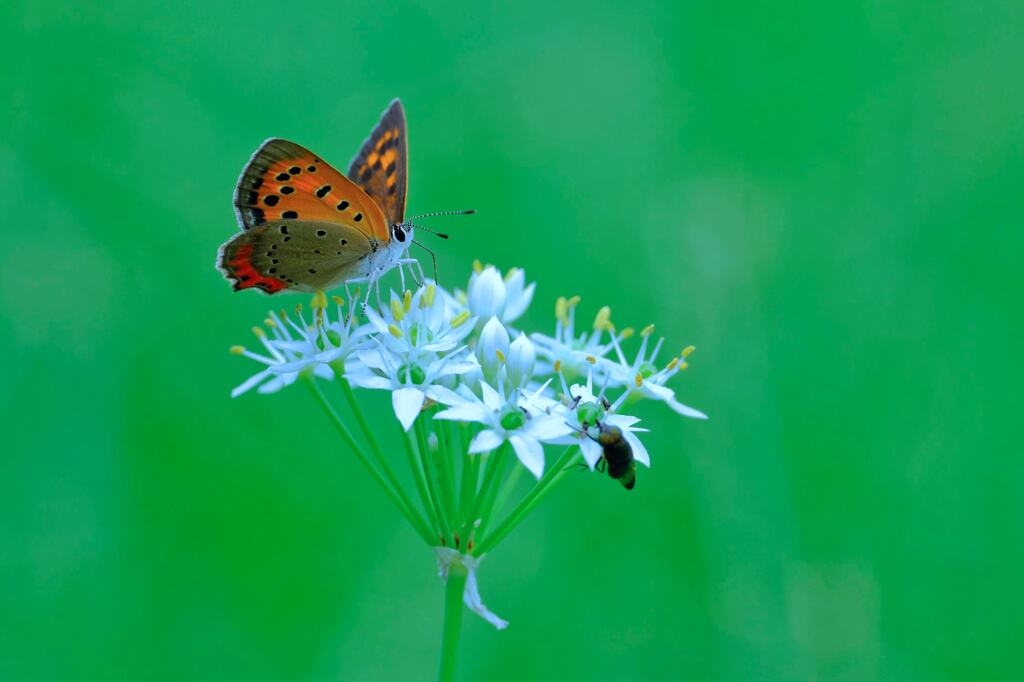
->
[411,240,440,283]
[406,209,476,221]
[406,223,450,240]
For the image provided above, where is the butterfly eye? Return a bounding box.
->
[393,225,407,242]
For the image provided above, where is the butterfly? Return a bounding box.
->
[217,99,414,294]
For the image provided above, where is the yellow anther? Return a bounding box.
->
[251,326,265,338]
[331,295,345,306]
[424,283,437,307]
[593,305,611,330]
[640,324,655,337]
[230,345,246,355]
[620,327,635,340]
[635,372,644,387]
[388,324,404,338]
[295,303,303,316]
[473,259,483,273]
[567,295,581,308]
[681,345,696,357]
[451,311,470,328]
[390,298,405,322]
[666,357,680,371]
[555,296,568,321]
[279,309,288,321]
[403,289,412,313]
[553,360,562,372]
[263,318,277,328]
[311,290,327,309]
[352,287,361,300]
[504,267,520,282]
[495,349,506,362]
[679,361,689,371]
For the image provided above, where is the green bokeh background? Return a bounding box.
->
[4,1,1022,680]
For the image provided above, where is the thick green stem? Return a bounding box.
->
[437,562,467,682]
[336,377,434,544]
[305,378,417,530]
[474,446,580,556]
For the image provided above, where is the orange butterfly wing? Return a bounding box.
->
[233,139,389,241]
[348,99,408,226]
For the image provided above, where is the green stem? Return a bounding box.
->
[304,378,415,528]
[474,446,580,556]
[479,462,523,540]
[337,377,434,544]
[460,444,507,548]
[437,419,461,533]
[401,423,442,542]
[437,562,467,682]
[459,442,482,525]
[412,423,452,546]
[428,421,460,546]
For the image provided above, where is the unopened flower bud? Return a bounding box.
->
[468,266,507,320]
[477,316,510,376]
[506,333,536,386]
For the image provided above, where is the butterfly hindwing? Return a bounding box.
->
[233,139,389,240]
[348,99,408,226]
[218,220,373,293]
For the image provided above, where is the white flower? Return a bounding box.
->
[228,301,363,397]
[506,333,536,387]
[531,297,623,383]
[266,295,372,375]
[561,373,651,471]
[605,330,707,419]
[346,347,477,431]
[363,284,476,364]
[461,264,536,327]
[434,380,573,478]
[477,317,510,377]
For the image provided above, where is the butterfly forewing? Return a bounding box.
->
[347,99,408,226]
[218,220,373,293]
[234,138,389,240]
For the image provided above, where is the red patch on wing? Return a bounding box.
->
[228,243,288,294]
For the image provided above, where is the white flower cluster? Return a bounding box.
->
[230,263,707,482]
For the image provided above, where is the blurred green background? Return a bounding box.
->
[4,1,1022,680]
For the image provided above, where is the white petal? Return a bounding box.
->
[525,414,574,441]
[425,384,464,406]
[468,429,504,454]
[509,435,545,479]
[346,373,393,390]
[667,396,708,419]
[231,369,271,398]
[356,349,389,372]
[478,380,503,410]
[605,414,642,429]
[621,429,650,467]
[435,402,490,423]
[463,565,508,630]
[503,281,535,323]
[256,374,288,395]
[313,364,335,381]
[392,388,425,431]
[579,438,603,470]
[363,305,392,337]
